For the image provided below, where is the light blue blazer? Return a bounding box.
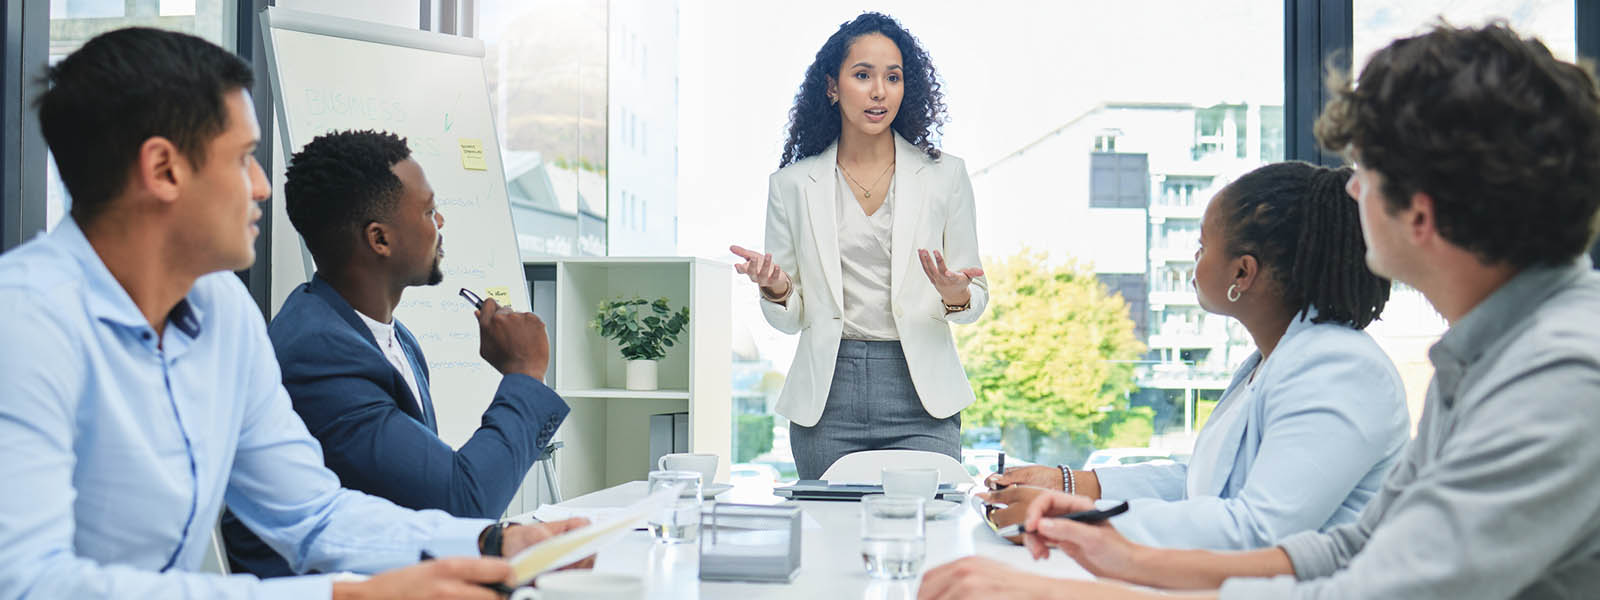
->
[1093,311,1410,550]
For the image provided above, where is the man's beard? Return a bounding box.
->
[424,238,444,286]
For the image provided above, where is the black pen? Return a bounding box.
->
[991,451,1008,490]
[459,288,485,309]
[420,551,514,597]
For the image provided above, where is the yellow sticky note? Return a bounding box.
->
[458,138,487,171]
[485,286,513,310]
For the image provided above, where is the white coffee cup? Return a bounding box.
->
[881,467,938,500]
[512,572,643,600]
[657,452,718,484]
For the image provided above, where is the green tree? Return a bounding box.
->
[956,250,1147,458]
[733,414,775,464]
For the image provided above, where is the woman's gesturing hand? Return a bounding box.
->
[918,249,983,306]
[731,245,792,299]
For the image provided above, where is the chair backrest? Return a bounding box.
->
[819,450,970,484]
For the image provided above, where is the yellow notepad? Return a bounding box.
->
[507,487,678,585]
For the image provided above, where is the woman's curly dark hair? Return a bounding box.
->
[779,12,946,168]
[1315,22,1600,268]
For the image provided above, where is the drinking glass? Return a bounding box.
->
[859,494,925,579]
[647,470,702,543]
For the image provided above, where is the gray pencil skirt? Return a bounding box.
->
[789,339,961,480]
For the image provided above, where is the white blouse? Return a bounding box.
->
[835,167,899,341]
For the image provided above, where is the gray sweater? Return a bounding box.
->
[1221,258,1600,599]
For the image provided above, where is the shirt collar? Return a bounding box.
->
[354,307,396,344]
[55,217,207,341]
[1427,255,1592,406]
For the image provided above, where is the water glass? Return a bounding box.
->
[859,494,925,579]
[647,470,702,543]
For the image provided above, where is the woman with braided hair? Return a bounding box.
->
[984,161,1410,552]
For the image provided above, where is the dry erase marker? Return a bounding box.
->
[460,287,485,309]
[992,451,1008,490]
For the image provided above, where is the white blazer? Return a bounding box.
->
[760,133,988,427]
[1091,312,1411,550]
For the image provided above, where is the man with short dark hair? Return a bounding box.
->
[917,22,1600,600]
[221,129,570,577]
[0,27,581,599]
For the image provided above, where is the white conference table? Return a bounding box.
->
[511,481,1093,599]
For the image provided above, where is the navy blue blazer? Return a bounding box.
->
[222,275,569,576]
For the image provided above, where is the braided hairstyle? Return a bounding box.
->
[1221,161,1390,329]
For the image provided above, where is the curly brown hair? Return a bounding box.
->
[780,12,945,168]
[1315,22,1600,267]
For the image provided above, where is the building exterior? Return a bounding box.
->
[605,0,679,256]
[970,101,1286,452]
[483,0,680,259]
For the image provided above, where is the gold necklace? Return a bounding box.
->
[838,158,895,200]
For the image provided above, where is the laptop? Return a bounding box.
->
[773,480,967,501]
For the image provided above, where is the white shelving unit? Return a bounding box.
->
[522,257,731,500]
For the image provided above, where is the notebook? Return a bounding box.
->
[505,486,677,585]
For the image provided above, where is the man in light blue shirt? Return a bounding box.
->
[0,27,581,599]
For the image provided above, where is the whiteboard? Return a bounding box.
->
[262,7,528,447]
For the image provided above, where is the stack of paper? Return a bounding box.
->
[698,503,803,583]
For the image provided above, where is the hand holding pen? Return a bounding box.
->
[1014,491,1144,582]
[461,288,551,382]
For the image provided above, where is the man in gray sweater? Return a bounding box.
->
[917,22,1600,600]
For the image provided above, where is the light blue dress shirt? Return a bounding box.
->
[0,220,491,599]
[1092,312,1411,550]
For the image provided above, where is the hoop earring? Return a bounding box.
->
[1227,284,1241,302]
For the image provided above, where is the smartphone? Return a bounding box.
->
[993,500,1130,537]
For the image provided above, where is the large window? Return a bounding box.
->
[680,1,1285,479]
[479,0,609,258]
[684,0,1582,483]
[43,0,237,228]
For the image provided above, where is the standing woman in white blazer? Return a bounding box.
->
[730,12,987,480]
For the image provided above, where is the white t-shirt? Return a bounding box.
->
[355,310,427,417]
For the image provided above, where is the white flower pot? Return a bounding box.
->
[625,359,659,391]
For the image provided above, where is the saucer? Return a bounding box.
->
[925,499,960,519]
[871,499,961,519]
[702,483,734,498]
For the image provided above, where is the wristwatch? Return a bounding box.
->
[478,522,508,557]
[942,297,971,314]
[760,282,792,304]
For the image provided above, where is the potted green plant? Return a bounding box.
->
[589,296,690,390]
